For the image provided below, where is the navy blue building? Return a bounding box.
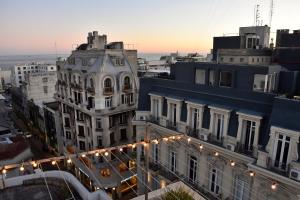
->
[135,61,300,200]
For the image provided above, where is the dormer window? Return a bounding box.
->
[253,74,266,92]
[266,126,299,172]
[195,69,206,85]
[82,59,88,66]
[236,112,262,156]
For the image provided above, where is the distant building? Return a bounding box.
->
[0,68,11,92]
[11,63,56,88]
[213,25,271,61]
[55,31,139,197]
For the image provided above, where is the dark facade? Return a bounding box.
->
[44,101,60,151]
[212,36,243,61]
[138,62,300,148]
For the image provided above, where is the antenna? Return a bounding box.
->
[255,5,260,26]
[269,0,274,27]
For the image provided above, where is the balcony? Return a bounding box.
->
[122,84,132,92]
[236,142,254,157]
[86,87,95,95]
[149,115,160,125]
[186,126,199,138]
[166,120,177,131]
[207,134,224,147]
[267,158,290,177]
[103,87,114,95]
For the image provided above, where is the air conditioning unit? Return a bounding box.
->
[199,134,208,141]
[227,144,235,152]
[290,169,300,181]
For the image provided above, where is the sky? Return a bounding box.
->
[0,0,299,55]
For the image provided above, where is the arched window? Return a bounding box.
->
[104,78,112,88]
[123,76,131,90]
[124,76,130,86]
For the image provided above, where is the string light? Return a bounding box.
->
[249,171,255,177]
[67,158,72,164]
[2,169,7,174]
[32,162,38,168]
[143,142,148,147]
[95,152,100,157]
[271,182,277,190]
[119,148,123,152]
[51,160,56,165]
[230,160,235,167]
[171,136,175,140]
[163,138,168,142]
[81,154,86,158]
[154,139,159,144]
[112,187,116,190]
[177,136,181,140]
[20,166,25,171]
[104,152,109,156]
[132,144,136,148]
[214,152,219,156]
[199,144,203,150]
[187,138,191,143]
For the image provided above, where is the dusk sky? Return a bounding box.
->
[0,0,299,55]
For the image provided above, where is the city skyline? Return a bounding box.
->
[0,0,300,55]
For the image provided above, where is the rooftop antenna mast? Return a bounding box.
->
[269,0,274,27]
[254,5,260,26]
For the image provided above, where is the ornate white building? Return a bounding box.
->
[56,31,139,154]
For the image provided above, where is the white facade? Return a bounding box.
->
[23,71,57,106]
[133,94,300,200]
[11,63,56,87]
[56,31,139,155]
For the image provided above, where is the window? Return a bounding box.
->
[18,67,20,70]
[234,178,250,200]
[230,57,234,62]
[189,155,197,182]
[96,118,102,129]
[170,151,177,172]
[195,69,206,85]
[120,128,127,141]
[50,67,53,70]
[208,70,215,86]
[105,96,112,108]
[220,57,224,62]
[191,108,199,131]
[243,121,256,152]
[213,113,224,141]
[120,113,127,124]
[124,76,130,89]
[66,131,71,140]
[79,141,85,150]
[240,58,244,62]
[97,136,102,147]
[64,117,70,128]
[219,71,232,87]
[109,116,114,128]
[209,167,221,194]
[104,78,112,88]
[169,103,177,126]
[253,74,266,92]
[78,125,85,137]
[82,59,88,66]
[90,78,94,88]
[152,99,159,120]
[152,144,159,163]
[110,132,115,145]
[273,134,290,170]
